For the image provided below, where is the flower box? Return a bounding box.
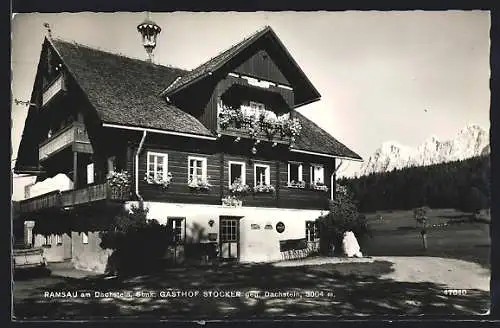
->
[253,184,276,193]
[218,104,302,142]
[228,178,251,195]
[287,180,306,189]
[222,195,242,207]
[188,176,212,191]
[311,182,328,192]
[144,171,172,190]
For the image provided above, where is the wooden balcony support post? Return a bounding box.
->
[73,151,78,204]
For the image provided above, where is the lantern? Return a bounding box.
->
[137,14,161,62]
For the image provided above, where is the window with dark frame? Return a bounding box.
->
[220,219,238,242]
[229,162,245,185]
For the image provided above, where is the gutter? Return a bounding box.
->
[290,148,363,162]
[135,131,147,203]
[102,123,217,141]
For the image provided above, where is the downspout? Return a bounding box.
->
[135,131,147,205]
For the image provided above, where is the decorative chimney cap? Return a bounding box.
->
[137,18,161,33]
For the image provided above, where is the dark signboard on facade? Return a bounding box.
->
[276,222,285,233]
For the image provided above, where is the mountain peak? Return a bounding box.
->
[360,124,489,176]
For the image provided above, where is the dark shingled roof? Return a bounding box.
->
[50,38,214,137]
[47,36,361,160]
[292,111,362,160]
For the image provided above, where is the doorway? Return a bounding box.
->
[219,216,241,262]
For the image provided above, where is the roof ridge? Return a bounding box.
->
[50,37,186,72]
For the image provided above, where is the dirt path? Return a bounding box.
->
[373,256,490,292]
[273,256,490,292]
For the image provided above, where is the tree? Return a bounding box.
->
[458,186,488,219]
[99,204,174,276]
[316,184,371,256]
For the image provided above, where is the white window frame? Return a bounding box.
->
[146,151,169,181]
[168,217,186,244]
[188,156,208,182]
[310,164,325,184]
[305,221,319,242]
[82,232,89,244]
[254,163,271,186]
[87,162,95,184]
[228,161,246,186]
[55,234,63,245]
[287,161,303,184]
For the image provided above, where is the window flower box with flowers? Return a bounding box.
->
[222,195,243,207]
[107,171,131,199]
[188,176,212,191]
[144,171,172,190]
[253,184,276,194]
[218,104,302,143]
[310,182,329,192]
[287,180,306,189]
[228,178,251,196]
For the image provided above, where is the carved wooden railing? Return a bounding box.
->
[18,182,131,214]
[39,122,91,161]
[42,74,65,106]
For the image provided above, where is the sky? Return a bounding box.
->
[11,11,491,199]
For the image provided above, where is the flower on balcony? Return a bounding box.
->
[222,195,243,207]
[107,171,131,189]
[218,103,302,141]
[144,171,172,190]
[228,178,250,195]
[253,183,276,193]
[188,175,212,191]
[287,180,306,189]
[311,181,329,192]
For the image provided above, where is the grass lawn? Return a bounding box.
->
[13,259,490,319]
[361,208,491,268]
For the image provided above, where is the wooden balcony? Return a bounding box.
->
[42,74,66,107]
[217,125,291,145]
[18,183,131,214]
[39,122,93,161]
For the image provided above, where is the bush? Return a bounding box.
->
[457,186,488,219]
[99,204,174,276]
[316,184,371,256]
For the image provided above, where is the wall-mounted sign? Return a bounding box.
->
[251,224,260,230]
[276,222,285,233]
[264,224,273,230]
[208,233,218,241]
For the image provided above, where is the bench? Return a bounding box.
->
[279,238,309,260]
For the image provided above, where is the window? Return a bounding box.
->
[288,162,303,186]
[147,152,169,181]
[220,219,238,242]
[188,156,207,182]
[42,235,51,246]
[228,161,246,185]
[87,163,94,184]
[82,232,89,244]
[254,164,271,186]
[310,164,325,185]
[55,234,63,245]
[305,221,319,242]
[168,217,185,244]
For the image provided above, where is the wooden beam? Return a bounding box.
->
[73,151,78,190]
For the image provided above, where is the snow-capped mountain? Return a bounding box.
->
[360,125,489,176]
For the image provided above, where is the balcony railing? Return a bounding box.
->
[39,122,92,161]
[18,182,130,214]
[42,74,66,106]
[216,102,300,144]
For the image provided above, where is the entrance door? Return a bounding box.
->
[219,216,241,262]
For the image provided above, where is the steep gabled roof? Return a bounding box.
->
[49,38,214,137]
[161,26,321,106]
